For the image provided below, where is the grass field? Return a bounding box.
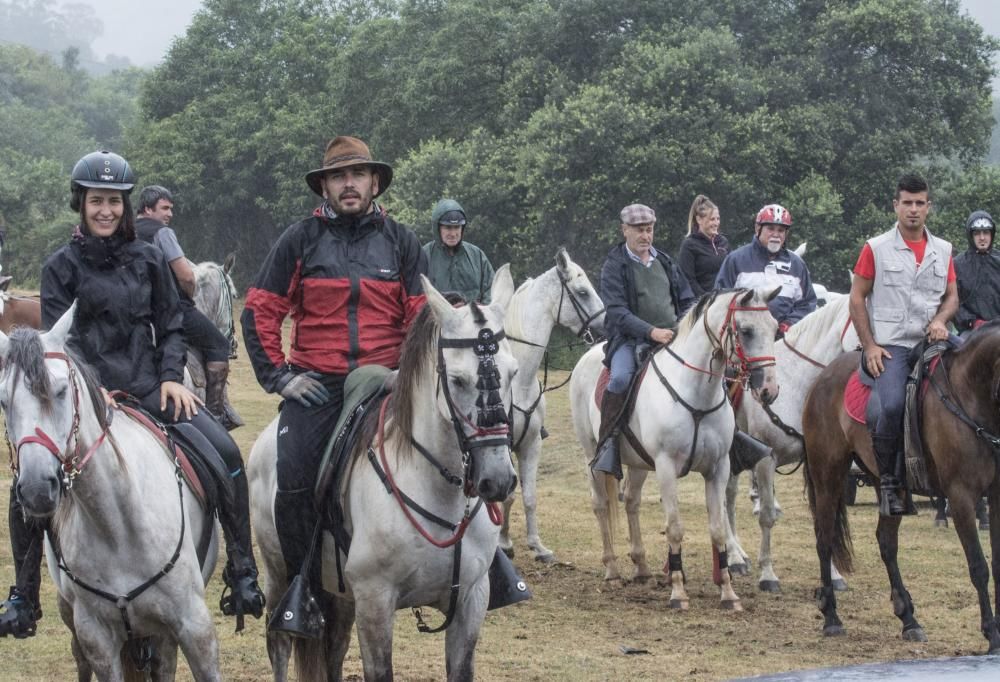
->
[0,308,996,680]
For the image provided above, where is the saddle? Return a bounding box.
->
[113,396,234,566]
[843,340,955,493]
[312,365,394,591]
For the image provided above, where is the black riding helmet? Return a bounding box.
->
[69,151,138,240]
[70,151,135,202]
[965,210,995,250]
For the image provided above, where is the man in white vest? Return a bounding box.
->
[848,173,957,516]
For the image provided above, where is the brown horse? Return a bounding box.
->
[0,293,41,334]
[802,328,1000,654]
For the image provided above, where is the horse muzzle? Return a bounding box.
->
[15,474,61,518]
[468,444,518,503]
[749,367,779,405]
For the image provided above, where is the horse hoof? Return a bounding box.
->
[534,552,555,564]
[823,625,845,637]
[729,562,750,577]
[669,599,689,610]
[758,580,781,593]
[934,519,948,529]
[902,627,927,643]
[720,599,742,612]
[831,579,848,592]
[501,546,515,559]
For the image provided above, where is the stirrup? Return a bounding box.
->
[878,478,910,517]
[0,587,40,639]
[267,574,326,639]
[220,563,265,632]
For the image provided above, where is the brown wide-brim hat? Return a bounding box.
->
[305,135,394,198]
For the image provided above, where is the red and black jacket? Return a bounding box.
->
[242,207,427,392]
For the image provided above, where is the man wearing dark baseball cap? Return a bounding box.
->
[592,203,695,479]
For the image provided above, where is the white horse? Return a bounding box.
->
[500,247,605,562]
[570,288,780,610]
[727,292,858,592]
[249,267,519,681]
[186,253,243,428]
[0,307,220,680]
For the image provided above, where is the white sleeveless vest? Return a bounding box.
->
[866,224,951,348]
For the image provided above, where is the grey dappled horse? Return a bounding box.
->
[501,247,605,562]
[570,288,780,610]
[0,306,221,680]
[249,267,519,681]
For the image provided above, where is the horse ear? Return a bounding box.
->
[489,264,515,315]
[765,286,782,302]
[793,242,806,257]
[420,274,457,326]
[555,247,570,274]
[223,252,236,274]
[43,300,77,346]
[739,289,755,306]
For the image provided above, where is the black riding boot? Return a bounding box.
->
[0,491,43,639]
[872,436,907,517]
[269,489,324,639]
[591,390,627,480]
[218,470,265,631]
[205,361,241,431]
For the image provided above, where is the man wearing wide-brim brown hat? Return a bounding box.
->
[242,135,427,634]
[304,135,394,201]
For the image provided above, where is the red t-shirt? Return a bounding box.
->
[853,237,956,282]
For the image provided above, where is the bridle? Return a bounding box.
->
[555,271,605,345]
[7,351,110,488]
[209,264,238,359]
[368,322,509,633]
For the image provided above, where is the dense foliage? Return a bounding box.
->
[2,0,999,292]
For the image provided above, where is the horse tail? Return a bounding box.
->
[803,456,854,574]
[294,635,329,680]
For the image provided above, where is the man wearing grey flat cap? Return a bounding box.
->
[591,203,695,479]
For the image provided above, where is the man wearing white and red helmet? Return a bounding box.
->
[715,203,817,337]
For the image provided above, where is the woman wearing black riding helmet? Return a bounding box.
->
[0,151,264,639]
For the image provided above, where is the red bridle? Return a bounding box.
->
[8,351,110,487]
[693,293,777,385]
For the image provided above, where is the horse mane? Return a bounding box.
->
[675,289,737,341]
[504,275,539,342]
[386,303,440,450]
[782,294,850,349]
[3,327,112,443]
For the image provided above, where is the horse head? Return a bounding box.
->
[703,288,781,405]
[555,248,606,342]
[0,303,95,517]
[193,259,239,357]
[422,265,518,502]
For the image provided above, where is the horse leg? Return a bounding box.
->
[150,637,178,682]
[988,488,1000,653]
[173,600,222,681]
[756,457,780,592]
[445,579,488,682]
[265,630,293,682]
[622,467,651,582]
[499,492,515,558]
[810,477,845,636]
[655,468,688,609]
[324,596,356,681]
[516,436,555,562]
[724,472,751,576]
[706,472,742,611]
[875,514,926,642]
[57,595,93,682]
[354,589,397,682]
[948,488,999,653]
[830,560,848,591]
[73,618,124,681]
[589,470,621,581]
[933,495,948,528]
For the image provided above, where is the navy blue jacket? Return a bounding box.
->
[714,238,817,325]
[599,243,695,366]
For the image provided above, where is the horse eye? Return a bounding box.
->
[576,289,588,297]
[450,376,467,389]
[55,385,68,400]
[740,327,754,338]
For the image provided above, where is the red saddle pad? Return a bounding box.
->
[844,370,870,425]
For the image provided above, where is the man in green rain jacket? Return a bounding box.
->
[423,198,496,303]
